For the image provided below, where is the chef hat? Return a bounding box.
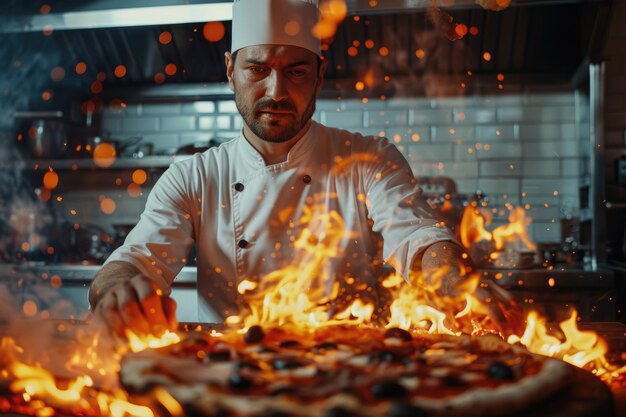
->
[231,0,322,56]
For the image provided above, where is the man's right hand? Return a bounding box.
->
[92,274,178,338]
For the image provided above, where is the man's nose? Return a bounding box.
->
[265,71,288,101]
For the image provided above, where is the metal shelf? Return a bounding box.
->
[19,155,193,170]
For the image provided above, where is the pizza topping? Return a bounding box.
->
[371,381,407,399]
[486,361,515,380]
[324,406,352,417]
[389,403,429,417]
[279,340,302,348]
[313,342,339,352]
[228,373,253,390]
[384,328,412,342]
[272,357,307,370]
[244,325,266,344]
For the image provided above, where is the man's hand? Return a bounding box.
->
[419,241,526,337]
[93,274,178,338]
[89,262,178,338]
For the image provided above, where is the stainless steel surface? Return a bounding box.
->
[0,264,197,284]
[13,110,63,118]
[480,267,614,289]
[590,62,607,268]
[0,3,233,33]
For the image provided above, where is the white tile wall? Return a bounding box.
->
[99,91,580,243]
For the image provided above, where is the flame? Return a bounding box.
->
[459,205,492,247]
[508,311,625,385]
[125,329,181,353]
[492,207,536,251]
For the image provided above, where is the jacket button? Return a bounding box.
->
[234,183,244,192]
[302,174,311,184]
[238,239,249,249]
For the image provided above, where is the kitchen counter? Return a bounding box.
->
[480,266,615,289]
[0,263,197,285]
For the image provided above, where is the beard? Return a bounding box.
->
[234,83,317,143]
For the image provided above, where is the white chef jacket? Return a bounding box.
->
[105,121,457,322]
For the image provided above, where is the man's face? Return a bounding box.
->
[225,45,325,143]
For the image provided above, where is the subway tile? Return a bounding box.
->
[522,160,561,177]
[121,117,160,133]
[431,97,482,108]
[233,115,244,130]
[518,124,566,140]
[531,222,561,243]
[436,161,479,178]
[432,126,475,142]
[342,98,387,110]
[475,143,522,160]
[521,178,579,196]
[366,110,408,127]
[454,179,479,195]
[522,195,560,208]
[141,133,180,154]
[477,178,521,195]
[453,108,497,124]
[409,162,434,177]
[102,117,122,134]
[412,108,453,125]
[316,99,343,111]
[560,158,581,177]
[387,97,431,109]
[324,110,364,128]
[217,100,239,114]
[475,125,516,141]
[491,195,521,207]
[198,116,215,130]
[526,92,575,105]
[453,144,479,161]
[382,127,431,144]
[480,160,523,177]
[497,106,576,123]
[143,103,182,115]
[182,101,216,114]
[216,115,232,130]
[481,95,526,107]
[406,144,453,162]
[523,141,579,158]
[526,206,560,221]
[180,132,213,145]
[161,116,196,132]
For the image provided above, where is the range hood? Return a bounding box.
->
[0,0,612,112]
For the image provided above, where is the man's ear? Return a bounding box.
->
[315,58,328,96]
[225,51,235,92]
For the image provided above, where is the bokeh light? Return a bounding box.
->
[114,65,127,78]
[165,64,178,76]
[75,62,87,75]
[159,31,172,45]
[23,301,38,317]
[132,169,148,185]
[284,20,301,36]
[483,52,492,62]
[93,143,117,168]
[43,170,59,189]
[415,49,425,59]
[51,67,65,82]
[100,197,117,214]
[127,183,142,198]
[203,22,225,42]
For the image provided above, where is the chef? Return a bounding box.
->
[89,0,520,337]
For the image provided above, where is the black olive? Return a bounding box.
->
[324,406,351,417]
[207,349,231,361]
[384,328,413,342]
[486,361,515,380]
[260,345,278,353]
[183,404,230,417]
[389,403,429,417]
[271,386,298,396]
[272,357,303,370]
[371,381,407,399]
[312,342,338,352]
[443,374,465,387]
[244,325,265,344]
[372,350,401,363]
[279,340,301,348]
[228,373,253,390]
[235,360,261,371]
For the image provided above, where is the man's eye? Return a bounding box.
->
[250,67,266,74]
[290,69,306,76]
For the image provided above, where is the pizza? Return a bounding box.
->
[119,324,572,417]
